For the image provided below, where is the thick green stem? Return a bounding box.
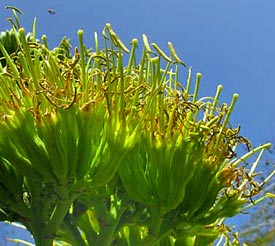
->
[43,198,73,238]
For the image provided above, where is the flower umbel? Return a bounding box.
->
[0,7,274,246]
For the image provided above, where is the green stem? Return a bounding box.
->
[192,73,202,103]
[18,28,38,86]
[148,209,162,239]
[43,192,76,242]
[210,85,223,116]
[185,66,192,99]
[78,29,87,88]
[215,93,239,148]
[27,220,53,246]
[233,143,271,167]
[126,39,138,75]
[62,216,87,246]
[0,39,19,80]
[220,93,238,133]
[94,207,127,246]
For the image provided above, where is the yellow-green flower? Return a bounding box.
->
[0,7,274,246]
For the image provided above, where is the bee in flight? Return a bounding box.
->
[48,8,56,15]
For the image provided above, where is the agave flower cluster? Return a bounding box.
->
[0,8,274,246]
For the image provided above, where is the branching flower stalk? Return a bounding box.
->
[0,7,274,246]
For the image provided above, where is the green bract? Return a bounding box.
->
[0,7,274,246]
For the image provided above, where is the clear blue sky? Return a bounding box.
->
[1,0,275,244]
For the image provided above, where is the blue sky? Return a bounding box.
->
[0,0,275,244]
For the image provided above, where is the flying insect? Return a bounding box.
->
[48,8,56,15]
